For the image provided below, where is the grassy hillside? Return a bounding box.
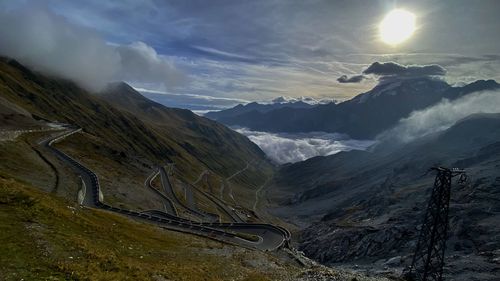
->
[0,57,271,177]
[0,174,390,281]
[0,57,273,211]
[0,57,389,281]
[0,177,292,281]
[101,82,272,179]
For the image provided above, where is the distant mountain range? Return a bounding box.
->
[269,95,337,105]
[205,99,316,121]
[207,77,500,139]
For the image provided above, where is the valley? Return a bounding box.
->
[2,2,499,280]
[0,57,391,280]
[2,54,499,280]
[203,68,500,280]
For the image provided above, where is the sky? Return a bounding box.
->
[1,0,499,105]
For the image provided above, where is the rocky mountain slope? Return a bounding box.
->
[267,113,500,280]
[210,77,499,139]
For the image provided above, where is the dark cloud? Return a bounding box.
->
[337,74,365,83]
[363,62,446,77]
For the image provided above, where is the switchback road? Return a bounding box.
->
[44,127,290,251]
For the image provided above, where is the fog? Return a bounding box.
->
[378,90,500,143]
[0,5,183,92]
[235,128,375,164]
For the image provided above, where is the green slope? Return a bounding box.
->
[0,177,295,281]
[0,57,273,210]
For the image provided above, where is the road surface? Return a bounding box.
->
[144,170,177,216]
[44,127,290,250]
[159,166,219,222]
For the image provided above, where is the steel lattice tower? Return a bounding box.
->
[406,167,466,281]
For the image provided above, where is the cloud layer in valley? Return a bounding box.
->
[378,90,500,143]
[0,5,183,91]
[235,128,375,164]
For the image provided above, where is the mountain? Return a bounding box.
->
[211,77,500,139]
[270,95,337,105]
[100,82,270,175]
[0,57,392,281]
[0,94,42,129]
[205,100,316,121]
[0,57,272,210]
[266,113,500,280]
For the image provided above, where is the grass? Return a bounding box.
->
[0,177,304,281]
[0,132,81,198]
[54,132,165,211]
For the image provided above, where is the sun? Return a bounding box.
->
[379,9,416,45]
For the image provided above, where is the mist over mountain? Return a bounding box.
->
[378,89,500,143]
[0,5,184,92]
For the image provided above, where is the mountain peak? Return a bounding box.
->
[353,76,449,104]
[270,95,336,105]
[105,81,138,95]
[461,79,500,91]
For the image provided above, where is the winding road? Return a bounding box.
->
[43,127,290,251]
[158,166,219,222]
[144,170,177,216]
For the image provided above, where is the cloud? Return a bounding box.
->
[363,61,446,77]
[0,5,184,91]
[378,90,500,143]
[116,42,186,89]
[191,45,256,62]
[235,128,375,164]
[137,87,249,112]
[337,74,365,83]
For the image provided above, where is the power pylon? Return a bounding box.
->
[405,167,467,281]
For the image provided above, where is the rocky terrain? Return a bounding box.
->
[268,113,500,280]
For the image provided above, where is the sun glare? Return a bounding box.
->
[379,9,416,45]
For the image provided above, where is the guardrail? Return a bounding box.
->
[46,128,290,249]
[145,170,179,216]
[160,167,220,222]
